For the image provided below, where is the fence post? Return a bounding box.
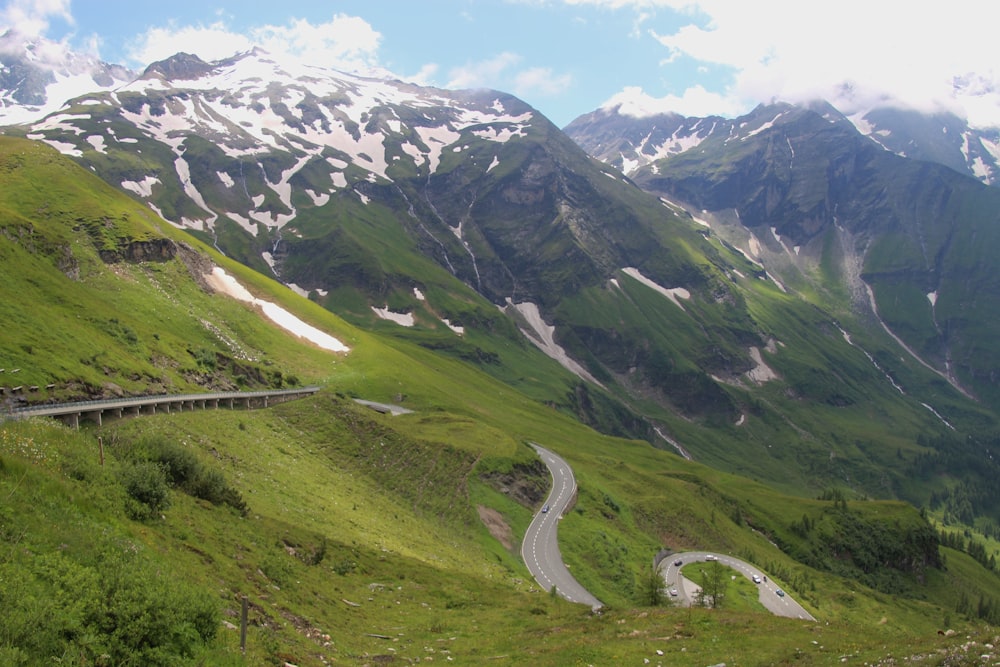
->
[240,595,248,654]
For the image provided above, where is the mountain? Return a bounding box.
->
[0,30,133,126]
[566,100,1000,187]
[4,134,1000,665]
[5,42,1000,661]
[842,105,1000,186]
[10,48,1000,508]
[567,101,1000,412]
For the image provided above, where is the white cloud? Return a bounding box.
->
[126,22,252,65]
[603,84,743,118]
[514,66,573,97]
[602,0,1000,126]
[446,52,522,90]
[444,53,572,99]
[0,0,72,40]
[126,14,382,74]
[405,62,440,87]
[252,15,381,70]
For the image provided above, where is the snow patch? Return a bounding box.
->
[120,175,160,198]
[204,267,348,352]
[372,306,414,327]
[41,139,82,157]
[505,300,602,387]
[415,124,461,173]
[413,287,425,301]
[86,135,107,154]
[927,291,938,307]
[304,188,330,206]
[745,346,778,384]
[472,126,524,142]
[441,318,464,335]
[217,171,235,188]
[621,267,690,311]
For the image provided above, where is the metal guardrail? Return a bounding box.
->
[3,386,322,420]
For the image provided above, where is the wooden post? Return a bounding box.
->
[240,595,248,654]
[98,436,104,466]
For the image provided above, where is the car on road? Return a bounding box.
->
[775,589,785,597]
[668,589,678,597]
[541,504,549,513]
[705,555,718,561]
[674,559,683,566]
[752,574,762,584]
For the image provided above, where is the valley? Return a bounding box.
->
[3,37,1000,665]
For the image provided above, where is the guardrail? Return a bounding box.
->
[3,386,321,427]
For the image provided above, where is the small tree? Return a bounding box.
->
[638,561,666,606]
[698,561,728,608]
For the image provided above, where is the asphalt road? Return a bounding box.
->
[520,443,603,610]
[659,551,815,621]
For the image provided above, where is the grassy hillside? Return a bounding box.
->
[3,135,1000,664]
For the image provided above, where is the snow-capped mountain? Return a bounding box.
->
[566,100,1000,187]
[23,48,537,257]
[562,106,733,177]
[10,43,1000,501]
[843,105,1000,186]
[0,30,133,126]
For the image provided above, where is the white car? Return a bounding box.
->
[752,574,762,584]
[668,589,679,597]
[705,555,718,561]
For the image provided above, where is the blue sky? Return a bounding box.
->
[3,0,999,128]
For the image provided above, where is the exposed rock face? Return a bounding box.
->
[99,238,177,264]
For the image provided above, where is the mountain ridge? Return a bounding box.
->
[6,46,1000,515]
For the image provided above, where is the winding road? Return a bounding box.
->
[659,551,815,620]
[521,443,603,610]
[520,445,814,620]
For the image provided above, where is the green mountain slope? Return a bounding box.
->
[4,135,1000,665]
[16,59,999,511]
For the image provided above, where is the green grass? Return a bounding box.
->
[6,403,997,666]
[4,135,1000,664]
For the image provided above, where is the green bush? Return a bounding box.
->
[120,436,249,516]
[0,540,217,666]
[148,438,201,487]
[120,460,170,521]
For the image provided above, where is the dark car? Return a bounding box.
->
[541,504,549,513]
[776,589,785,597]
[674,559,683,567]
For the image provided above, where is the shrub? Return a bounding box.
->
[0,540,218,666]
[146,437,201,487]
[120,460,170,521]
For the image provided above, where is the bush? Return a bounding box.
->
[148,438,201,487]
[118,436,249,516]
[120,460,170,521]
[0,540,218,666]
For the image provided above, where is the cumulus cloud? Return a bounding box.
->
[603,84,744,118]
[592,0,1000,126]
[514,66,573,97]
[445,52,522,90]
[0,0,72,40]
[126,22,253,65]
[126,14,383,74]
[444,53,573,101]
